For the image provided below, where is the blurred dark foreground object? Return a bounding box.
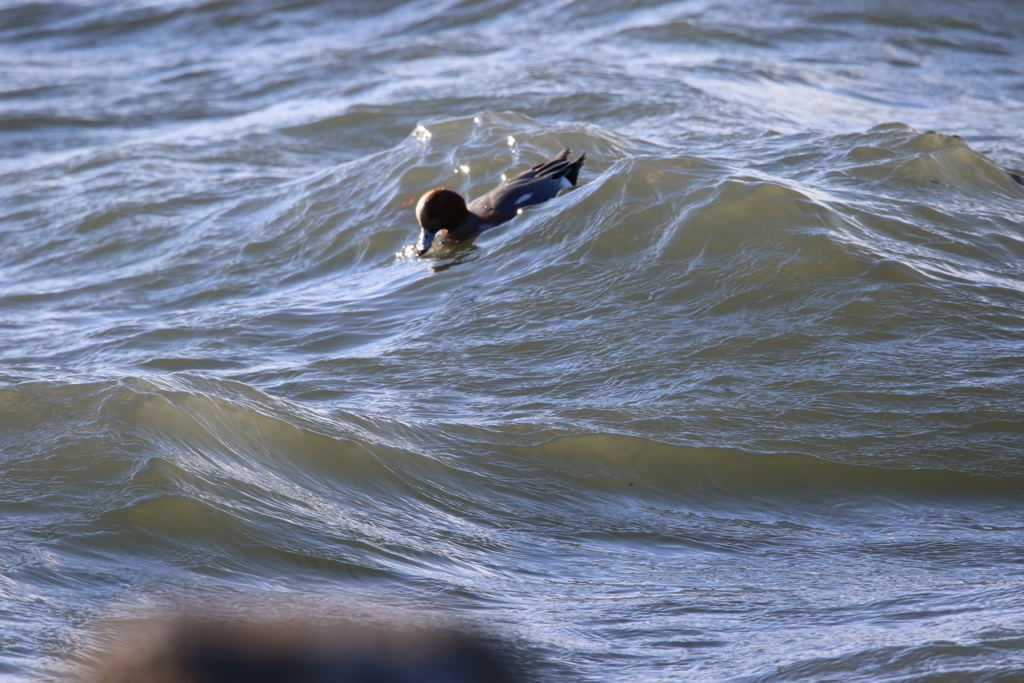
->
[85,618,526,683]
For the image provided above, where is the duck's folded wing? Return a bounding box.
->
[509,149,574,182]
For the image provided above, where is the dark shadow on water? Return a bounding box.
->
[427,242,481,274]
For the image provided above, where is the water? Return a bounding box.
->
[2,0,1024,680]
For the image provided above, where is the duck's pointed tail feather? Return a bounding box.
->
[564,152,586,186]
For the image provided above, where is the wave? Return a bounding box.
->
[3,119,1023,494]
[3,377,1021,523]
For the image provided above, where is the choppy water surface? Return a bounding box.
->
[2,0,1024,680]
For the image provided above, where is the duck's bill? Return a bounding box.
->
[415,230,435,256]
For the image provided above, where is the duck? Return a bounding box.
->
[416,148,586,255]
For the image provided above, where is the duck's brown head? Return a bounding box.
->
[415,188,469,255]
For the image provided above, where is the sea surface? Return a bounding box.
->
[2,0,1024,680]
